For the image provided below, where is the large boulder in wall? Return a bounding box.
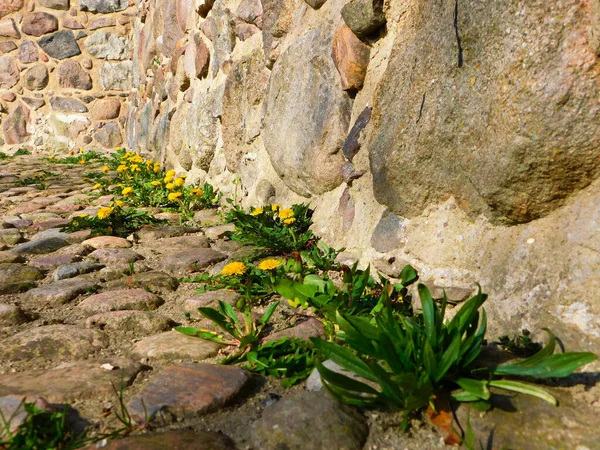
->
[263,26,352,197]
[368,0,600,225]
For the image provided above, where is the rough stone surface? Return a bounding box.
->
[0,41,17,53]
[0,396,53,439]
[11,237,68,255]
[93,122,122,147]
[0,228,23,245]
[57,60,92,90]
[79,0,127,13]
[182,289,240,312]
[106,271,179,293]
[184,33,210,79]
[127,363,248,420]
[263,26,352,196]
[77,288,163,314]
[85,31,131,60]
[17,40,38,63]
[370,210,405,253]
[53,261,104,280]
[0,325,107,361]
[50,96,88,113]
[0,251,25,263]
[99,61,132,90]
[0,263,44,294]
[331,24,370,91]
[29,253,80,270]
[25,278,97,304]
[23,64,48,90]
[251,390,369,450]
[90,97,120,120]
[82,235,131,249]
[0,0,23,19]
[263,318,325,343]
[38,31,81,59]
[0,55,18,89]
[261,0,295,67]
[0,358,145,402]
[341,0,386,38]
[0,17,19,38]
[157,248,227,275]
[0,303,28,326]
[21,12,59,36]
[85,310,175,335]
[222,50,268,171]
[130,331,223,362]
[38,0,69,10]
[368,0,600,225]
[96,431,236,450]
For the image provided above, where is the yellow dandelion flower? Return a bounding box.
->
[165,183,175,190]
[164,175,174,184]
[69,150,74,156]
[48,155,55,160]
[168,192,182,202]
[151,180,162,187]
[221,261,247,276]
[117,165,127,172]
[166,169,176,178]
[115,200,125,207]
[101,166,110,172]
[130,164,141,172]
[278,208,294,220]
[251,207,264,216]
[146,159,153,166]
[271,204,281,211]
[97,207,113,220]
[283,218,296,225]
[122,186,133,196]
[174,177,185,187]
[79,159,85,164]
[93,183,101,189]
[153,163,160,172]
[79,148,84,154]
[115,147,121,151]
[258,259,281,271]
[190,188,204,196]
[78,213,89,218]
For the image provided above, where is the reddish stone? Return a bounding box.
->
[0,358,146,402]
[184,34,210,79]
[236,0,262,28]
[176,0,193,32]
[39,52,48,61]
[81,57,92,69]
[263,317,325,343]
[90,431,236,450]
[0,0,24,19]
[0,17,19,38]
[331,24,370,91]
[17,40,38,63]
[127,363,249,420]
[62,18,84,29]
[0,41,17,53]
[0,91,15,101]
[21,12,59,37]
[90,97,121,119]
[89,15,115,30]
[57,60,92,90]
[21,96,44,110]
[2,102,30,145]
[0,55,18,89]
[236,22,258,41]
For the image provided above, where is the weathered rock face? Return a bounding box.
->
[222,50,269,171]
[57,60,93,89]
[23,64,49,90]
[0,55,18,88]
[2,102,30,144]
[261,0,296,68]
[37,30,81,59]
[368,0,600,225]
[85,31,131,60]
[21,12,59,37]
[263,26,352,196]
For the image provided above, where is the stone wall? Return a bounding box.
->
[0,0,134,150]
[3,0,600,352]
